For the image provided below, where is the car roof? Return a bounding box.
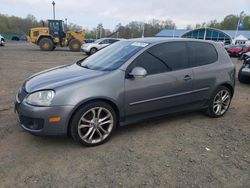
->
[126,37,217,45]
[100,38,124,40]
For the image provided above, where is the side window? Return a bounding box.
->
[99,39,109,44]
[148,42,189,71]
[132,52,169,75]
[188,42,218,67]
[109,39,118,44]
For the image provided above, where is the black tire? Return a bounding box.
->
[39,38,53,51]
[70,101,117,147]
[205,86,232,118]
[0,39,5,46]
[238,67,250,84]
[69,39,81,52]
[90,47,97,55]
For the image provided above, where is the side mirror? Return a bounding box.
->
[129,67,147,78]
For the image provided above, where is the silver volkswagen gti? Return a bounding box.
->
[15,38,235,146]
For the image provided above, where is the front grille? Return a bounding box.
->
[17,87,28,103]
[19,116,44,130]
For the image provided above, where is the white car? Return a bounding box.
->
[0,34,5,46]
[81,38,122,55]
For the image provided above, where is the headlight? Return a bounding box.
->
[25,90,55,106]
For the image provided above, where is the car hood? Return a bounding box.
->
[25,63,106,93]
[82,43,94,47]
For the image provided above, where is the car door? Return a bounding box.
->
[187,41,219,102]
[124,42,195,117]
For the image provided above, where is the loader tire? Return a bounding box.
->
[39,38,53,51]
[69,39,81,52]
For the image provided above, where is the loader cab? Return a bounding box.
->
[48,20,65,43]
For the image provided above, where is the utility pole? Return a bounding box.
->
[52,1,56,20]
[65,18,67,31]
[172,26,175,38]
[235,11,244,39]
[142,22,145,38]
[203,27,207,40]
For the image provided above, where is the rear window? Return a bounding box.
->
[188,42,218,67]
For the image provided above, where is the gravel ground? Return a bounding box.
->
[0,42,249,188]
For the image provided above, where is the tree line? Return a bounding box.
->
[187,14,250,31]
[0,13,249,38]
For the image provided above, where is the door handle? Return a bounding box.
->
[183,75,192,81]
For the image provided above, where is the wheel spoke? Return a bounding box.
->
[217,104,222,114]
[79,124,92,129]
[99,120,112,126]
[82,127,94,139]
[214,100,220,104]
[91,109,96,119]
[99,125,108,134]
[97,108,103,119]
[222,94,229,102]
[81,117,92,124]
[213,104,219,109]
[96,129,103,139]
[89,128,96,141]
[222,101,228,105]
[99,114,111,123]
[214,104,220,114]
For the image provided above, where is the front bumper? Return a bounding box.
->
[81,46,91,53]
[241,66,250,76]
[0,40,5,46]
[15,99,74,136]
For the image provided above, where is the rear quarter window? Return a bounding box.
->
[188,42,218,67]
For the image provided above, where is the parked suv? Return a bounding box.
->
[81,38,122,55]
[0,34,5,46]
[15,38,235,146]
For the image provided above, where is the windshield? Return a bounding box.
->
[79,41,148,71]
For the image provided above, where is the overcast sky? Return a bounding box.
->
[0,0,249,30]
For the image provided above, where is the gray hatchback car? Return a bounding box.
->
[15,38,235,146]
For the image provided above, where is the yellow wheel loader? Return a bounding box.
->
[28,20,85,52]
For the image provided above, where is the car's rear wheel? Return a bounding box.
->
[206,86,232,118]
[70,101,117,146]
[238,67,250,83]
[90,47,97,55]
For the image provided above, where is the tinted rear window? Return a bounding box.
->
[188,42,218,67]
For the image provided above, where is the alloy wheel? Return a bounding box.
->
[213,90,231,116]
[77,107,114,144]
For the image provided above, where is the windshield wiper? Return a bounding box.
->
[76,61,91,70]
[82,65,90,69]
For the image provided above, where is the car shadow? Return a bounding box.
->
[114,111,204,137]
[27,111,205,148]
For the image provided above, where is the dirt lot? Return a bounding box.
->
[0,42,249,187]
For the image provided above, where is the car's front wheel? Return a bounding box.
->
[70,101,117,146]
[0,39,5,46]
[90,47,97,55]
[206,86,232,118]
